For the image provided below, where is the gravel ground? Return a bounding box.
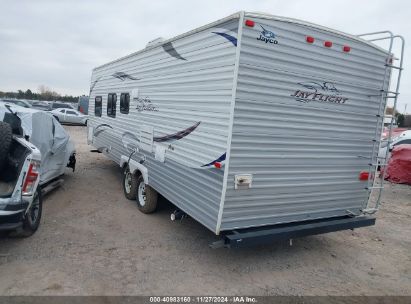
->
[0,125,410,296]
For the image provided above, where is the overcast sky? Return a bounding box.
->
[0,0,409,113]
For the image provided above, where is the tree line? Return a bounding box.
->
[0,86,84,103]
[385,106,411,128]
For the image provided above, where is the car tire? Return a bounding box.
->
[123,165,138,200]
[0,121,12,171]
[10,188,43,238]
[84,120,88,126]
[136,175,158,214]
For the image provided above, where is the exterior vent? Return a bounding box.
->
[146,37,165,48]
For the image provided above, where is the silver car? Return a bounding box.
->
[51,108,88,125]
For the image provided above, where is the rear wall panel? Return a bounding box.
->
[221,16,390,231]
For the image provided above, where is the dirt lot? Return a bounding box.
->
[0,125,410,296]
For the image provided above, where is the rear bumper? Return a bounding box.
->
[0,211,24,231]
[221,216,376,248]
[0,199,28,231]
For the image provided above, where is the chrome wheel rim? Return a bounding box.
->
[124,172,132,194]
[138,182,146,206]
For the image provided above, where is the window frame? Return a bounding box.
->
[107,93,117,118]
[94,96,102,117]
[120,93,130,114]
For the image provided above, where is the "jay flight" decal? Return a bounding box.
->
[290,82,349,104]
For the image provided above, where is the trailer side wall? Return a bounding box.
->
[89,18,239,232]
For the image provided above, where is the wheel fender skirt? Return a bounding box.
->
[120,156,148,184]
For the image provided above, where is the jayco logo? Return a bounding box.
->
[257,25,278,44]
[290,82,349,105]
[135,96,159,112]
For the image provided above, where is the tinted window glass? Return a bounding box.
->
[120,93,130,114]
[107,93,117,117]
[95,96,102,117]
[67,111,78,116]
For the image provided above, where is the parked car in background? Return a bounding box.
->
[381,127,407,139]
[78,96,89,114]
[0,104,76,237]
[0,99,32,108]
[378,130,411,166]
[51,108,88,125]
[31,100,52,111]
[51,102,75,110]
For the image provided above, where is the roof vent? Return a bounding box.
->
[146,37,165,48]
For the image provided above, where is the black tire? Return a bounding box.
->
[122,165,138,200]
[136,175,158,214]
[10,188,43,238]
[0,121,12,171]
[84,120,88,126]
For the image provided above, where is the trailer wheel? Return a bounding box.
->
[136,175,158,214]
[10,188,43,238]
[123,165,138,200]
[0,121,12,171]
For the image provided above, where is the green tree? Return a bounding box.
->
[17,90,24,99]
[25,89,33,99]
[396,113,405,127]
[404,115,411,128]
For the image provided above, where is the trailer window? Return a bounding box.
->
[95,96,102,117]
[120,93,130,114]
[107,93,117,117]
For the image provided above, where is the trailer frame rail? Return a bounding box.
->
[213,216,376,248]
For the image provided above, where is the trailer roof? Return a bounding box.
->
[93,12,241,71]
[93,11,389,71]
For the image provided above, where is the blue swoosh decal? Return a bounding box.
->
[112,72,140,81]
[162,42,187,61]
[212,32,237,46]
[201,152,226,167]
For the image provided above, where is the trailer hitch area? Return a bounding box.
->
[170,209,187,221]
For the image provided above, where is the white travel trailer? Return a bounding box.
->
[87,12,403,247]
